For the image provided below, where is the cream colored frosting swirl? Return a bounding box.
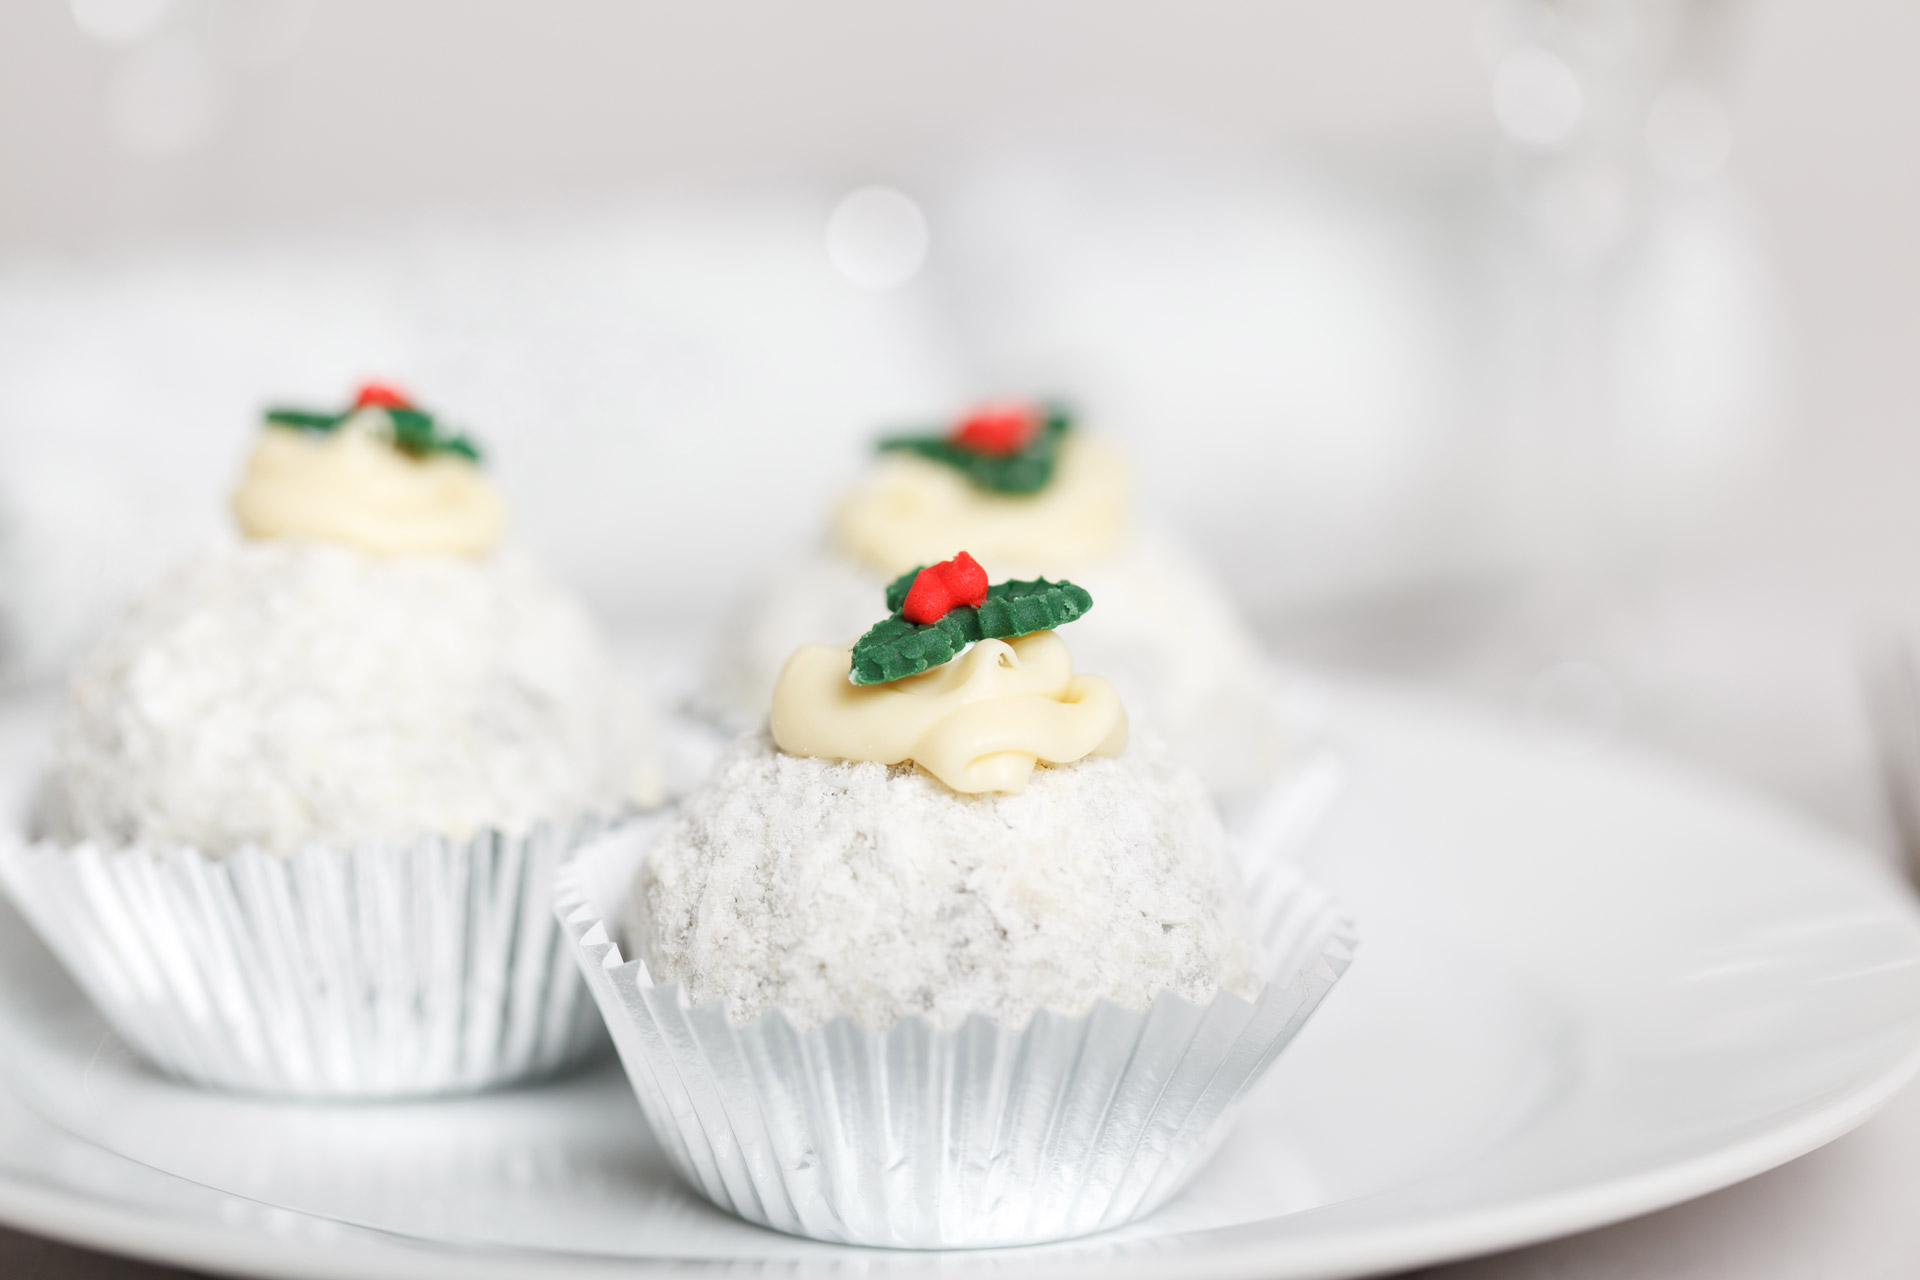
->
[232,413,507,557]
[770,629,1129,793]
[830,434,1132,577]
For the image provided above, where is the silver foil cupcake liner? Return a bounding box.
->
[555,818,1357,1248]
[0,817,615,1099]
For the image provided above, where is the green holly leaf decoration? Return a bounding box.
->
[262,409,342,431]
[849,613,976,685]
[385,406,482,461]
[263,386,485,463]
[850,575,1094,685]
[876,404,1072,494]
[883,565,920,613]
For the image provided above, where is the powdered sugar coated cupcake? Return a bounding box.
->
[3,383,659,1098]
[560,551,1353,1247]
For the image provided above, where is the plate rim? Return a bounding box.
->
[2,1033,1917,1280]
[3,685,1920,1279]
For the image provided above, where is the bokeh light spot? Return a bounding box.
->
[826,186,930,291]
[71,0,172,45]
[1493,48,1584,148]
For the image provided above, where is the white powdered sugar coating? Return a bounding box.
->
[50,539,658,855]
[635,731,1262,1032]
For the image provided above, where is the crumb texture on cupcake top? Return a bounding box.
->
[48,540,658,855]
[634,730,1262,1032]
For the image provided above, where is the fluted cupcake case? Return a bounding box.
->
[556,819,1357,1249]
[0,819,611,1098]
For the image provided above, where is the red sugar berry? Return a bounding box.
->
[943,550,989,606]
[951,404,1040,456]
[352,381,414,411]
[902,551,991,625]
[901,573,952,626]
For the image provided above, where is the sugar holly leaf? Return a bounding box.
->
[386,406,484,462]
[977,577,1093,634]
[265,408,346,431]
[849,613,977,684]
[261,393,484,463]
[387,407,437,454]
[849,574,1094,685]
[877,404,1072,495]
[884,566,921,614]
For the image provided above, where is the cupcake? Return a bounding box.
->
[559,552,1354,1247]
[0,383,661,1098]
[701,402,1300,797]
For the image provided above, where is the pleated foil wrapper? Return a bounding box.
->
[556,818,1358,1248]
[0,817,614,1099]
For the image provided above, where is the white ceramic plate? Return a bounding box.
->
[1,683,1918,1280]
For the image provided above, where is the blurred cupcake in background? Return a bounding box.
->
[0,383,661,1098]
[702,400,1300,796]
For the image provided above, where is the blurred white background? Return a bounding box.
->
[10,4,1920,1278]
[2,0,1918,842]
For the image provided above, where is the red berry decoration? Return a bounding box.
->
[853,557,1095,684]
[878,401,1072,494]
[950,403,1041,457]
[352,381,414,411]
[901,551,991,625]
